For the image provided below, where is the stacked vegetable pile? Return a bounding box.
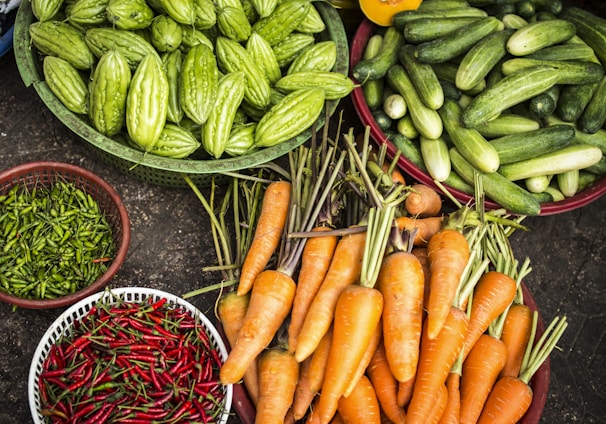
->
[185,118,567,424]
[352,0,606,215]
[26,0,353,160]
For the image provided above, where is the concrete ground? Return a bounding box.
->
[1,10,605,423]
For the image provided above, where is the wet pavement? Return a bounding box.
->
[1,14,606,424]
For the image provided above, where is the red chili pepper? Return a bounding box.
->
[71,402,97,421]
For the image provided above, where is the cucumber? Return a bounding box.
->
[396,115,420,139]
[498,144,603,181]
[391,7,488,30]
[557,169,579,197]
[525,44,598,62]
[352,26,404,82]
[420,135,452,182]
[506,19,576,56]
[560,6,606,65]
[500,58,605,85]
[501,13,528,29]
[417,0,472,11]
[532,0,562,15]
[383,93,407,120]
[439,98,500,173]
[556,82,597,123]
[544,114,606,154]
[455,28,514,92]
[578,76,606,134]
[525,175,552,194]
[475,113,540,138]
[450,147,541,215]
[372,109,392,131]
[514,1,535,20]
[413,17,503,64]
[403,17,483,43]
[432,61,486,94]
[488,124,574,164]
[385,130,425,170]
[461,65,559,128]
[387,65,443,140]
[399,44,444,110]
[361,34,385,111]
[578,170,599,191]
[528,85,560,120]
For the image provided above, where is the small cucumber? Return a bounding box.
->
[417,0,472,11]
[392,7,488,30]
[544,115,606,154]
[578,76,606,134]
[488,124,574,164]
[557,169,579,197]
[352,26,404,82]
[501,13,528,29]
[420,135,451,182]
[403,17,483,43]
[475,113,540,138]
[506,19,576,56]
[360,34,385,111]
[500,58,605,85]
[414,16,503,64]
[387,65,443,140]
[399,44,444,110]
[498,144,603,181]
[528,85,560,120]
[383,93,407,120]
[560,6,606,65]
[461,65,559,128]
[556,82,598,123]
[525,175,552,194]
[525,44,598,62]
[439,98,500,173]
[450,147,541,215]
[455,28,514,92]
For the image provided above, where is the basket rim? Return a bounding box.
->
[28,286,233,424]
[0,161,131,309]
[13,1,349,175]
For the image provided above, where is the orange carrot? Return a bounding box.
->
[254,347,300,424]
[383,162,407,186]
[425,383,449,424]
[438,370,461,424]
[237,180,291,296]
[314,285,384,424]
[405,184,443,218]
[220,269,296,385]
[343,317,382,397]
[396,378,414,408]
[426,227,470,340]
[377,250,425,384]
[459,334,508,424]
[294,229,367,363]
[337,375,382,424]
[478,315,568,424]
[406,306,469,424]
[216,291,259,404]
[367,341,406,424]
[411,246,431,311]
[293,327,334,420]
[288,226,338,353]
[477,375,533,424]
[396,216,444,247]
[462,271,517,359]
[499,303,533,378]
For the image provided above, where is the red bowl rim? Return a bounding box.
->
[350,18,606,216]
[0,161,131,309]
[225,281,550,424]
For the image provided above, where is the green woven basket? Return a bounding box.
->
[13,1,349,188]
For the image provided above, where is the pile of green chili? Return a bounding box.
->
[0,180,115,300]
[37,293,227,423]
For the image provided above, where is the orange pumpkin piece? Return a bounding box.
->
[359,0,423,27]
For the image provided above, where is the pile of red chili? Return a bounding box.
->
[36,294,228,423]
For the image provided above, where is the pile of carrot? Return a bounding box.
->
[186,119,567,424]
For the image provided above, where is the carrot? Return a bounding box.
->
[216,291,259,405]
[405,184,443,218]
[411,246,431,310]
[337,375,382,424]
[406,306,469,424]
[293,327,333,420]
[426,383,449,424]
[288,226,338,353]
[237,180,291,296]
[459,334,508,424]
[343,317,383,397]
[396,215,444,247]
[426,226,470,340]
[499,303,533,378]
[377,249,425,385]
[314,284,384,424]
[294,229,367,363]
[383,162,406,186]
[254,347,300,424]
[478,314,568,424]
[367,341,406,424]
[438,370,461,424]
[220,269,296,385]
[462,271,517,359]
[396,378,414,408]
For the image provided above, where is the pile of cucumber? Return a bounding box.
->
[353,0,606,215]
